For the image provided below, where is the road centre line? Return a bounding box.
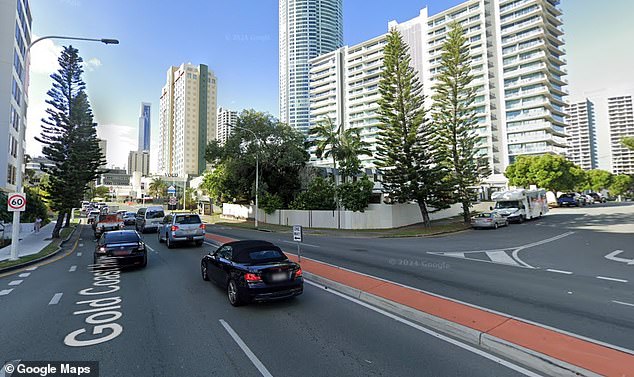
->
[145,244,155,252]
[597,276,628,283]
[69,265,77,272]
[304,280,541,377]
[612,300,634,307]
[219,319,273,377]
[77,252,82,257]
[0,289,13,296]
[8,280,22,286]
[546,269,573,275]
[49,293,63,305]
[18,273,31,278]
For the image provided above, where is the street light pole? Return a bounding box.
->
[232,125,260,228]
[9,35,118,260]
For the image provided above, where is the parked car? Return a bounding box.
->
[471,212,508,229]
[94,214,125,238]
[583,194,595,204]
[588,192,607,203]
[87,210,101,224]
[558,193,582,207]
[135,206,165,233]
[158,213,206,248]
[122,212,137,226]
[94,230,147,268]
[201,240,303,306]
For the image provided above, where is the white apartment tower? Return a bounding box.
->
[309,0,567,187]
[607,95,634,174]
[159,63,217,176]
[0,0,31,191]
[565,99,597,170]
[279,0,343,134]
[216,107,238,145]
[128,150,150,176]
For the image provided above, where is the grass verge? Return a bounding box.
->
[0,226,76,270]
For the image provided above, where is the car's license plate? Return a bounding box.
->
[270,273,287,282]
[114,250,129,256]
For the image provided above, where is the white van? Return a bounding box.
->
[491,189,548,223]
[135,206,165,233]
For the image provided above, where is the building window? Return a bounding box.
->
[7,164,16,185]
[10,106,20,131]
[11,79,21,105]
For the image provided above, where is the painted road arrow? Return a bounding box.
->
[605,250,634,265]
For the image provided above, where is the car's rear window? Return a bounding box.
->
[476,213,492,218]
[248,249,285,262]
[146,210,165,219]
[175,215,201,224]
[104,232,139,244]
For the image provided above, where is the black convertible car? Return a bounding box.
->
[201,240,303,306]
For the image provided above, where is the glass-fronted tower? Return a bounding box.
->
[279,0,343,134]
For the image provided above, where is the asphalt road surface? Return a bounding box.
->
[205,202,634,351]
[0,224,534,377]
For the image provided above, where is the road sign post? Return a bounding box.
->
[293,225,303,263]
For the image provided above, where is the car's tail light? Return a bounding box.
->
[244,273,262,282]
[171,225,179,232]
[199,224,206,230]
[485,219,492,222]
[295,267,303,278]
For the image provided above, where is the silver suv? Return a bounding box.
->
[158,213,206,248]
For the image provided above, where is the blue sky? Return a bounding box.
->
[25,0,634,170]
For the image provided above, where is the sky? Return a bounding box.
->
[25,0,634,171]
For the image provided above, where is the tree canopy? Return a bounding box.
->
[505,154,585,193]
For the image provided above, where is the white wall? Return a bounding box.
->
[223,202,465,230]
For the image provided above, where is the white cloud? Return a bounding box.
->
[97,124,137,169]
[29,36,63,76]
[83,57,102,72]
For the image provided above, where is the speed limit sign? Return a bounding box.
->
[7,192,26,212]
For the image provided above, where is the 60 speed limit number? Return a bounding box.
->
[7,192,26,212]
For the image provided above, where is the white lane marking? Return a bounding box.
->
[612,300,634,307]
[605,250,634,265]
[486,251,520,266]
[77,252,82,257]
[514,231,575,251]
[219,319,273,377]
[204,241,219,247]
[290,251,634,356]
[597,276,628,283]
[48,293,63,305]
[145,244,155,252]
[546,269,573,275]
[79,243,84,247]
[305,280,541,377]
[0,289,14,296]
[69,265,77,272]
[18,273,31,278]
[281,240,321,248]
[26,266,37,271]
[8,280,23,286]
[510,249,535,269]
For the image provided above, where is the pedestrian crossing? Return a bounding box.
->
[427,249,531,268]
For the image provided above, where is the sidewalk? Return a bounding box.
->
[0,222,56,262]
[204,232,634,376]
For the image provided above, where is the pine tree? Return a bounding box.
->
[35,46,104,237]
[376,29,451,227]
[431,22,490,223]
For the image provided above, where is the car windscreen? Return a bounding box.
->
[494,201,518,209]
[125,212,136,217]
[146,210,165,219]
[104,233,139,244]
[175,215,201,224]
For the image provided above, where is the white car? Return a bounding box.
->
[583,194,595,204]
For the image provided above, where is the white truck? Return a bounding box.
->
[491,189,548,223]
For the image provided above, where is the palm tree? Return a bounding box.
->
[148,178,167,199]
[309,116,341,181]
[337,128,372,182]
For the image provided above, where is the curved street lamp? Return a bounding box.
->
[9,35,119,260]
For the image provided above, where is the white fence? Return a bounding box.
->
[222,203,466,230]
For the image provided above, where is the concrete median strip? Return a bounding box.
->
[205,232,634,376]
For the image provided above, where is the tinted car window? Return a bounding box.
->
[249,249,285,262]
[175,215,201,224]
[104,232,140,244]
[476,213,492,218]
[146,210,165,219]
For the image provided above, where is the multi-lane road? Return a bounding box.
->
[0,202,631,376]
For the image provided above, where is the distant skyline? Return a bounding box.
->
[24,0,634,171]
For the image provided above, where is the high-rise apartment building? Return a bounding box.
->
[309,0,567,187]
[607,95,634,174]
[159,63,217,176]
[138,102,151,152]
[98,138,107,168]
[279,0,343,134]
[564,99,597,170]
[0,0,31,191]
[216,107,238,145]
[128,150,150,176]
